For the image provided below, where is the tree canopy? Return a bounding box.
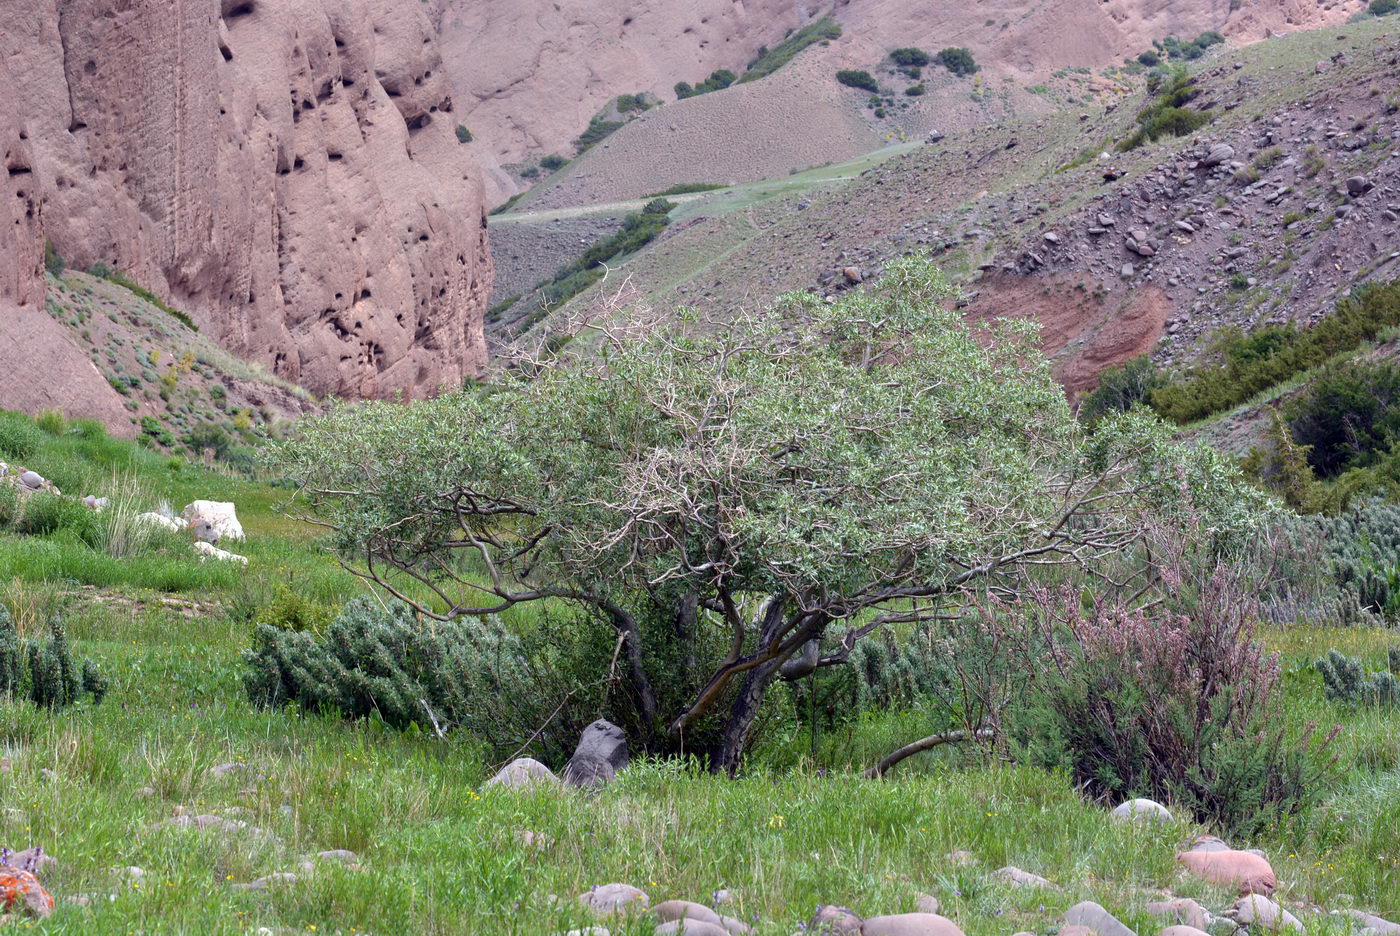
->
[274,256,1273,770]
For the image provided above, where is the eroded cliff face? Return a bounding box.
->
[0,0,491,402]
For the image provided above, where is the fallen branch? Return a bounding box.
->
[863,728,994,779]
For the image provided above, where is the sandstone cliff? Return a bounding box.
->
[0,0,491,404]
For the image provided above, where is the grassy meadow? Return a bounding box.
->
[1,409,1399,934]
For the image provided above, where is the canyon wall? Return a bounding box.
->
[0,0,492,402]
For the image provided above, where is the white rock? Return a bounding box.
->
[136,512,183,533]
[194,540,248,565]
[1110,798,1173,823]
[182,500,244,541]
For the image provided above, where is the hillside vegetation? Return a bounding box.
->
[5,249,1400,931]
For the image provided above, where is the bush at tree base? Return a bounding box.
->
[1011,553,1338,837]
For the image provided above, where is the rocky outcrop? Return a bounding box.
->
[0,0,491,403]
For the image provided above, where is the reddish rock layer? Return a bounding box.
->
[0,0,491,403]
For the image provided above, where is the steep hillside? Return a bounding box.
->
[0,0,492,406]
[436,0,805,202]
[496,17,1400,396]
[458,0,1366,209]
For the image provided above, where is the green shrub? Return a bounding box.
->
[1371,0,1398,14]
[574,118,623,152]
[644,182,725,197]
[904,84,926,96]
[1078,355,1165,424]
[678,70,739,99]
[140,416,177,449]
[539,154,568,172]
[104,270,197,331]
[454,125,472,144]
[1118,68,1210,151]
[615,92,651,113]
[890,47,930,67]
[1148,279,1400,424]
[935,48,979,77]
[1287,361,1400,478]
[33,411,64,437]
[0,410,46,460]
[243,597,605,759]
[1137,50,1161,67]
[1310,501,1400,617]
[15,492,101,547]
[1317,649,1400,706]
[256,581,335,634]
[836,69,880,93]
[674,81,694,99]
[44,241,65,277]
[0,608,105,709]
[740,17,842,82]
[0,485,19,530]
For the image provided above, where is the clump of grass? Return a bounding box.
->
[1117,68,1211,151]
[643,182,726,198]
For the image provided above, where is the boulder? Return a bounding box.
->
[1185,834,1230,852]
[719,915,750,935]
[1147,898,1210,930]
[914,895,939,914]
[656,922,729,936]
[652,900,724,927]
[1204,143,1236,166]
[194,541,249,565]
[563,720,628,788]
[483,757,562,791]
[578,883,648,916]
[1226,895,1303,931]
[1346,176,1373,197]
[1065,901,1137,936]
[1344,911,1400,936]
[1159,928,1211,936]
[1177,848,1276,895]
[18,471,43,490]
[136,511,184,533]
[926,130,945,143]
[990,866,1055,888]
[0,866,53,918]
[808,905,864,935]
[182,500,244,541]
[2,848,54,876]
[191,520,221,545]
[860,913,965,936]
[1111,798,1172,823]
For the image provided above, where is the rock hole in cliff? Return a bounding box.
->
[301,99,314,111]
[418,234,429,242]
[334,37,345,48]
[83,60,97,76]
[247,292,255,303]
[317,80,333,101]
[223,0,255,21]
[623,16,632,25]
[405,113,431,132]
[7,166,32,177]
[358,289,371,300]
[68,120,88,133]
[220,44,233,62]
[293,157,304,170]
[328,152,342,161]
[414,76,423,87]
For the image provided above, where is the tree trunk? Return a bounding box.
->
[715,659,781,775]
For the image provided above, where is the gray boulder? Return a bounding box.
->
[1346,176,1373,197]
[563,720,628,788]
[578,883,648,916]
[1227,895,1303,932]
[808,905,863,935]
[1344,911,1400,936]
[19,470,43,490]
[655,922,729,936]
[1204,143,1236,166]
[1064,901,1137,936]
[483,757,561,791]
[861,914,965,936]
[990,865,1055,888]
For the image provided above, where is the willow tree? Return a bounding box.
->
[275,257,1271,772]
